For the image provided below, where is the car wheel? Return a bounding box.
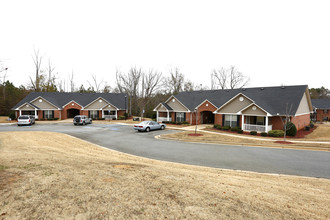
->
[146,127,150,132]
[160,125,165,130]
[138,130,141,132]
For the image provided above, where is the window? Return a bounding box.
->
[89,110,99,119]
[43,110,54,119]
[324,109,328,114]
[176,112,185,122]
[224,115,238,127]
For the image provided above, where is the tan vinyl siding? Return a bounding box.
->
[242,105,267,116]
[19,104,36,110]
[102,104,117,111]
[166,98,188,112]
[31,98,57,109]
[296,92,311,115]
[85,98,108,110]
[155,105,167,111]
[217,95,252,114]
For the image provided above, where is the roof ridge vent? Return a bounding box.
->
[281,86,285,89]
[260,88,264,90]
[242,88,246,91]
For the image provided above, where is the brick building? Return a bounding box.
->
[312,99,330,121]
[154,85,313,132]
[12,92,127,120]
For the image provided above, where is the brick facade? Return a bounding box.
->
[62,101,82,119]
[291,114,311,130]
[316,109,330,121]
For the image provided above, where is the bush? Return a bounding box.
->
[237,129,243,134]
[230,126,241,132]
[305,126,310,131]
[310,122,314,128]
[214,124,222,129]
[9,112,16,120]
[285,122,297,136]
[176,122,182,125]
[222,126,231,131]
[124,112,129,120]
[182,121,189,125]
[250,131,257,135]
[117,116,125,120]
[268,130,284,137]
[260,132,268,137]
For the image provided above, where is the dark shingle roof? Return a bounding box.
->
[173,85,308,115]
[12,92,127,110]
[161,102,173,111]
[312,99,330,109]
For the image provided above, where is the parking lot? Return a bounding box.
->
[0,122,329,178]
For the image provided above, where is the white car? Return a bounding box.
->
[134,121,166,132]
[17,115,35,126]
[73,115,92,125]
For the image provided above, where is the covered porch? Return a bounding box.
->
[156,111,172,122]
[242,115,272,132]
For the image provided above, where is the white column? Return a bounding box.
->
[156,111,159,122]
[115,110,118,119]
[19,110,22,116]
[241,114,245,131]
[167,111,169,121]
[265,116,269,133]
[35,109,37,119]
[102,110,104,119]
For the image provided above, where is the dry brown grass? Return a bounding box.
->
[161,130,330,151]
[0,132,329,219]
[0,116,14,124]
[304,122,330,141]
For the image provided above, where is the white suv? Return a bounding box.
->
[73,115,92,125]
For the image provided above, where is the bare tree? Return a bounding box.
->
[139,69,162,118]
[279,103,295,142]
[69,70,75,92]
[44,59,57,92]
[87,74,104,93]
[212,66,249,89]
[164,68,185,94]
[29,49,43,91]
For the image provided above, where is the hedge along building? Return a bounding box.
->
[154,85,313,132]
[12,92,128,120]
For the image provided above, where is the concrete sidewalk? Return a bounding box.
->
[166,124,330,145]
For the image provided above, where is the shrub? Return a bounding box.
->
[250,131,257,135]
[305,126,310,131]
[268,130,284,137]
[310,122,314,128]
[9,112,16,120]
[182,121,190,125]
[285,122,297,136]
[230,126,241,132]
[214,124,221,129]
[117,116,125,120]
[176,122,182,125]
[47,118,59,120]
[237,129,243,134]
[222,126,231,131]
[124,112,129,120]
[260,132,267,137]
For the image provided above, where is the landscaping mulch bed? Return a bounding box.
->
[188,133,204,136]
[274,141,294,144]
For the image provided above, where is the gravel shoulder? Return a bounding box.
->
[0,131,329,219]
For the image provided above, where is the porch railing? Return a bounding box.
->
[244,124,272,132]
[104,115,117,120]
[157,117,172,122]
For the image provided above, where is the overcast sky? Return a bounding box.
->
[1,0,329,90]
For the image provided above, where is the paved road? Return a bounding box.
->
[1,123,330,178]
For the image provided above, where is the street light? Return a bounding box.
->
[124,95,127,120]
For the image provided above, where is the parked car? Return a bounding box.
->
[73,115,92,125]
[17,115,35,126]
[134,120,166,132]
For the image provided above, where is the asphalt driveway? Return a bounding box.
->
[1,123,329,178]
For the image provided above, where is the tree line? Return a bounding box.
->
[1,50,329,118]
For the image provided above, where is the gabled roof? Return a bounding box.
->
[161,102,173,111]
[12,92,127,110]
[171,85,309,115]
[16,102,40,110]
[312,99,330,109]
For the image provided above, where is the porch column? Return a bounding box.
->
[19,110,22,116]
[156,111,159,122]
[167,110,169,121]
[35,109,37,119]
[241,114,245,130]
[265,116,269,133]
[102,110,104,119]
[115,110,118,119]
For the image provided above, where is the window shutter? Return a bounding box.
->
[222,115,225,126]
[97,111,100,119]
[88,111,90,118]
[52,110,54,119]
[174,112,176,122]
[184,113,186,122]
[42,111,45,119]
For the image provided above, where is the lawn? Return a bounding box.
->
[0,132,329,219]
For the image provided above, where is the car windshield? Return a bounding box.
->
[19,116,29,119]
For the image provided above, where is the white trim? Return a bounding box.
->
[84,97,113,109]
[214,93,255,113]
[62,100,84,109]
[29,96,60,109]
[153,103,174,112]
[194,99,218,110]
[101,102,119,111]
[242,113,271,117]
[164,95,191,112]
[295,112,312,117]
[15,102,39,110]
[239,103,271,116]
